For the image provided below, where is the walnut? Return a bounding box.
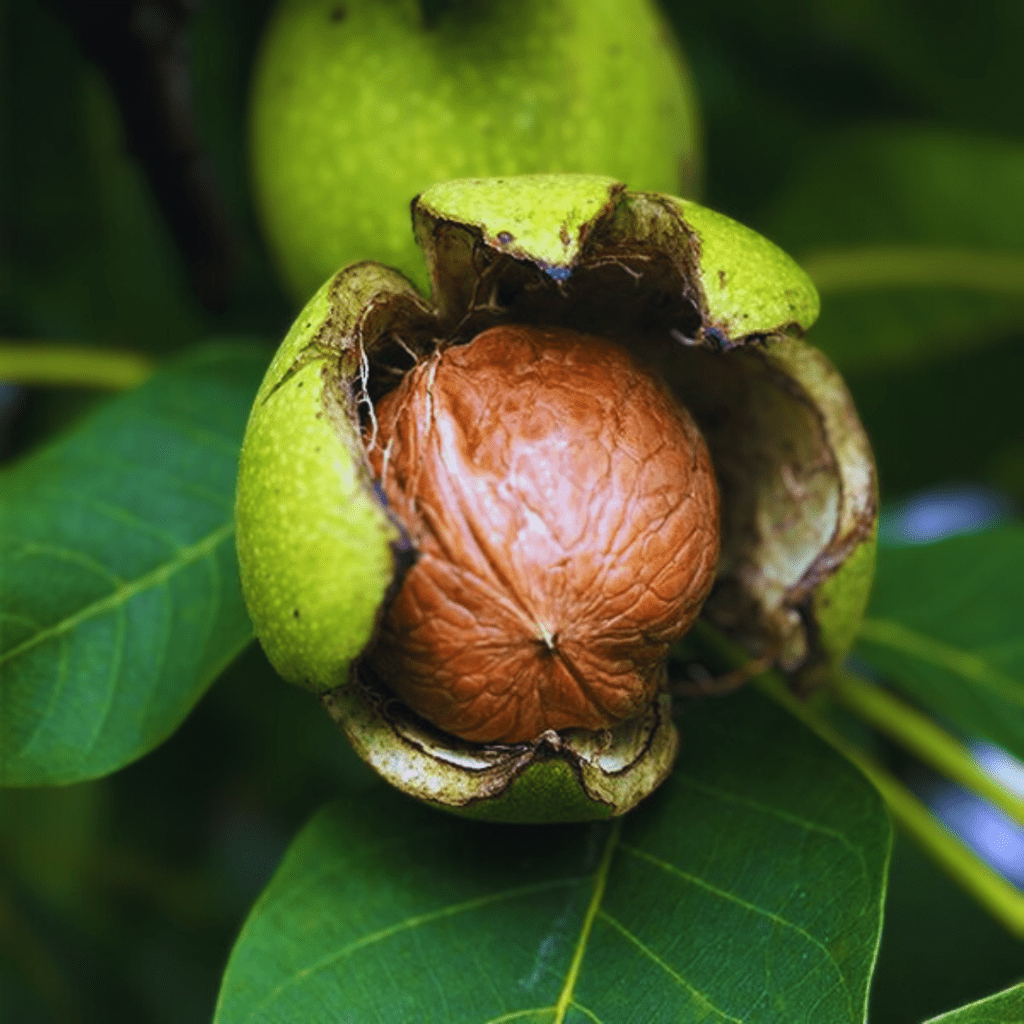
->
[236,174,878,820]
[365,324,720,744]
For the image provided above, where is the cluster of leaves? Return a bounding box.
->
[2,0,1023,1022]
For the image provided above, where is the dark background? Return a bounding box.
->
[2,1,1022,1020]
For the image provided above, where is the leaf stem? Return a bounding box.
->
[832,672,1024,831]
[800,245,1024,295]
[858,616,1020,701]
[0,343,154,390]
[759,675,1024,938]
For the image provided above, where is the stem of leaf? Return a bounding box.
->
[759,674,1024,938]
[800,245,1024,295]
[831,672,1024,832]
[0,344,154,390]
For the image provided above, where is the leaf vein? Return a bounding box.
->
[247,878,575,1020]
[34,486,187,550]
[669,773,869,867]
[552,819,621,1024]
[9,541,124,587]
[0,523,235,668]
[7,623,73,768]
[598,910,743,1022]
[568,1002,604,1024]
[483,1011,556,1024]
[619,843,851,1011]
[82,600,127,755]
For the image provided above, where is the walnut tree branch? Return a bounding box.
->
[54,0,238,311]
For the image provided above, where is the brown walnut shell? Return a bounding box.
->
[365,324,720,743]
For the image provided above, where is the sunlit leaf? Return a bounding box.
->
[0,343,268,785]
[215,687,891,1024]
[855,526,1024,760]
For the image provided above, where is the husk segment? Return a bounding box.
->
[235,263,434,691]
[237,174,877,821]
[413,175,877,682]
[324,677,678,823]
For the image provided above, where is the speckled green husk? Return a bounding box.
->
[322,687,678,823]
[235,266,416,688]
[235,173,878,822]
[251,0,700,300]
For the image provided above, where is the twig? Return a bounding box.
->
[0,343,154,389]
[832,671,1024,833]
[53,0,238,311]
[672,652,775,697]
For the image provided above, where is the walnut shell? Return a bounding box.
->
[366,324,720,743]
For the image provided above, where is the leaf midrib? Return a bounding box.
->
[551,819,621,1024]
[0,521,236,668]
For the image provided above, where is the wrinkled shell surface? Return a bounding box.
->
[365,325,720,743]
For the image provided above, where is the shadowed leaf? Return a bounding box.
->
[215,687,891,1024]
[856,526,1024,760]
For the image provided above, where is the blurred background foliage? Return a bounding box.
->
[1,0,1021,1021]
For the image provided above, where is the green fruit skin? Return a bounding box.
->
[235,273,402,691]
[444,762,617,824]
[813,524,878,673]
[251,0,700,301]
[327,680,679,824]
[674,198,821,339]
[416,173,622,274]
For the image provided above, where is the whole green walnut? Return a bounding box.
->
[235,174,878,823]
[250,0,699,301]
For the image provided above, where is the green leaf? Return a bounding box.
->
[215,687,891,1024]
[924,983,1024,1024]
[0,343,268,786]
[855,526,1024,761]
[758,128,1024,374]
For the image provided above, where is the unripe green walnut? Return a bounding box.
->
[235,174,878,822]
[366,324,720,744]
[251,0,699,300]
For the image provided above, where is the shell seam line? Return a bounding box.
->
[0,521,235,668]
[553,818,622,1023]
